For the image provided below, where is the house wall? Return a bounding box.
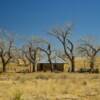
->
[37,63,64,72]
[37,63,51,72]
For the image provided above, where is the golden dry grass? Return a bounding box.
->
[0,72,100,100]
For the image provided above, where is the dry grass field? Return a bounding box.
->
[0,72,100,100]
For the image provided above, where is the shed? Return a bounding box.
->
[37,57,67,72]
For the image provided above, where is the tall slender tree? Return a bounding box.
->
[23,41,40,72]
[38,43,54,72]
[49,24,75,72]
[0,29,14,72]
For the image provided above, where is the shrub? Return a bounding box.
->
[35,74,48,80]
[12,90,23,100]
[78,68,99,73]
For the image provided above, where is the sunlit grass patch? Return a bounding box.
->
[0,73,100,100]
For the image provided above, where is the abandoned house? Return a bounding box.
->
[37,57,67,72]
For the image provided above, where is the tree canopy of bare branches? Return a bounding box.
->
[78,37,100,71]
[22,40,40,72]
[49,24,75,72]
[0,29,14,72]
[38,43,54,72]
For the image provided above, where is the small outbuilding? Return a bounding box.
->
[37,57,67,72]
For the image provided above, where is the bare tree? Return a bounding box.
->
[49,24,75,72]
[23,41,40,72]
[0,29,14,72]
[78,37,100,71]
[38,43,54,72]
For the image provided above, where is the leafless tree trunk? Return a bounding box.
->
[78,38,100,71]
[38,44,54,72]
[49,24,75,72]
[22,41,39,72]
[0,40,13,72]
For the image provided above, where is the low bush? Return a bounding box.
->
[12,90,23,100]
[78,68,99,73]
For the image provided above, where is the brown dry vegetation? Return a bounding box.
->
[0,58,99,100]
[0,72,100,100]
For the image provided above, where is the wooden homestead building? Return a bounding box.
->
[37,57,67,72]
